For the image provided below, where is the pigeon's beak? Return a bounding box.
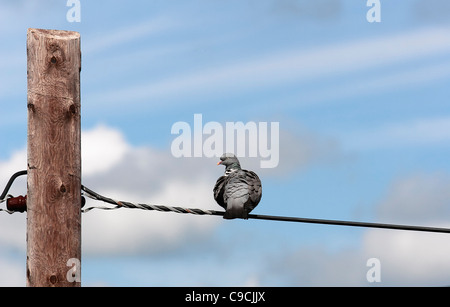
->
[217,161,222,165]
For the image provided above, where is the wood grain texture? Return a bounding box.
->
[26,28,81,287]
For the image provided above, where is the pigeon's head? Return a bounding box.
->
[217,153,241,173]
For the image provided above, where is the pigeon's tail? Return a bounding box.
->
[223,209,246,220]
[223,211,236,219]
[223,210,248,220]
[223,197,250,219]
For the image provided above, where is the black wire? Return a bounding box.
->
[81,185,450,234]
[0,170,27,200]
[3,171,450,234]
[245,213,450,234]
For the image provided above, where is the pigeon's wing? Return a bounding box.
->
[243,170,262,215]
[213,175,228,210]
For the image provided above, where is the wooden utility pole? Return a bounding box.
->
[26,28,81,287]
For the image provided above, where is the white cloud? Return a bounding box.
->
[80,125,220,255]
[0,124,221,257]
[363,173,450,285]
[350,173,450,286]
[88,26,450,107]
[82,179,218,255]
[2,123,329,257]
[0,122,344,265]
[0,254,24,286]
[0,149,27,256]
[0,149,26,181]
[3,125,448,285]
[376,173,450,224]
[266,172,450,286]
[342,116,450,151]
[81,124,130,176]
[266,246,366,286]
[362,228,450,286]
[0,213,26,251]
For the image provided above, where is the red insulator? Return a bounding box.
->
[7,195,27,213]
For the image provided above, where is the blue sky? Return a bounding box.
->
[1,0,450,286]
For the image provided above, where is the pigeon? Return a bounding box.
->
[213,153,262,219]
